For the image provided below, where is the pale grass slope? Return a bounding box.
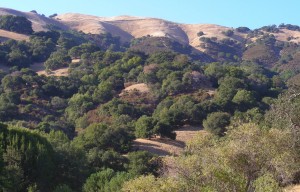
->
[0,29,29,41]
[0,7,68,31]
[133,125,207,156]
[119,83,150,96]
[55,13,242,50]
[2,8,300,50]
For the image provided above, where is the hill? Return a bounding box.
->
[0,7,299,191]
[0,29,29,41]
[0,7,299,48]
[0,7,68,31]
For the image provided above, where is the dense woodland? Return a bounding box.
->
[0,15,299,192]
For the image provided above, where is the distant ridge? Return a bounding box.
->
[1,7,300,52]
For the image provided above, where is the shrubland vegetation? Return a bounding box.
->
[0,15,299,191]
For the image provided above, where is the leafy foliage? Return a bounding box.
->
[0,15,33,34]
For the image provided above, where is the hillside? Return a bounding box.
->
[1,7,300,55]
[0,7,299,192]
[0,7,68,31]
[0,29,29,41]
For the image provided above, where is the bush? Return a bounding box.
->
[222,30,234,37]
[0,124,55,191]
[236,26,251,33]
[203,112,231,135]
[135,115,155,138]
[197,31,205,37]
[44,50,71,70]
[49,13,58,18]
[260,25,280,33]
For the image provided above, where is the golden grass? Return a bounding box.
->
[30,62,69,77]
[133,125,207,156]
[0,29,29,41]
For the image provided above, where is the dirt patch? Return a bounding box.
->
[72,59,81,63]
[285,185,300,192]
[37,67,69,76]
[0,29,29,41]
[133,125,207,156]
[120,83,150,96]
[30,63,69,76]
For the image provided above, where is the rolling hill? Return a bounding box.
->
[0,7,299,51]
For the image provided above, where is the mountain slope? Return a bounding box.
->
[0,7,68,31]
[1,7,300,51]
[0,29,29,41]
[55,13,239,49]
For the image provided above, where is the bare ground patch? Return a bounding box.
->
[133,125,207,156]
[119,83,150,96]
[285,185,300,192]
[30,62,69,76]
[0,29,29,41]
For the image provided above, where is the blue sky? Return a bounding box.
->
[1,0,299,29]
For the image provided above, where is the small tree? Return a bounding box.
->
[44,50,71,70]
[197,31,205,37]
[222,30,234,37]
[134,116,154,138]
[203,112,231,135]
[49,13,58,18]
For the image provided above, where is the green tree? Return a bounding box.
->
[83,169,130,192]
[0,15,33,34]
[44,50,71,71]
[134,116,155,138]
[53,184,73,192]
[0,124,55,191]
[214,77,245,108]
[73,123,132,154]
[0,93,18,120]
[126,151,159,176]
[232,89,256,111]
[203,112,231,135]
[253,173,281,192]
[46,130,89,190]
[65,93,93,123]
[30,36,56,62]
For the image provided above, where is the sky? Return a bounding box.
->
[0,0,299,29]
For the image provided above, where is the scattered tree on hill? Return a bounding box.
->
[0,15,33,34]
[197,31,205,37]
[222,29,234,37]
[236,26,251,33]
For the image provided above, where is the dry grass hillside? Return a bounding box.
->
[2,7,300,53]
[0,7,67,31]
[55,13,244,50]
[0,29,29,41]
[55,13,300,51]
[133,125,207,156]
